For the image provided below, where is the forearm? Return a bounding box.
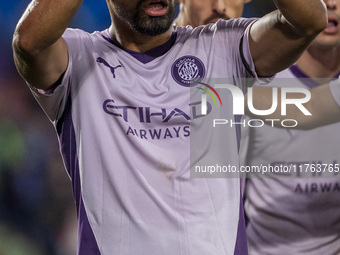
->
[13,0,83,55]
[245,84,340,130]
[245,87,313,129]
[273,0,327,37]
[13,0,83,90]
[250,0,327,77]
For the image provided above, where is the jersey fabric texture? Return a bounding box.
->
[29,18,262,255]
[242,66,340,255]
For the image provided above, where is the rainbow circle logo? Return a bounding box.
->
[171,55,206,87]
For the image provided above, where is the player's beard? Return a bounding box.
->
[116,0,178,36]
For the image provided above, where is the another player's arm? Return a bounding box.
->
[245,84,340,129]
[306,83,340,128]
[249,0,327,77]
[12,0,83,91]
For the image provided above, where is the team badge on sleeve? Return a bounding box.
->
[171,56,206,87]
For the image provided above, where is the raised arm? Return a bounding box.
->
[245,84,340,129]
[250,0,327,77]
[12,0,83,90]
[305,83,340,128]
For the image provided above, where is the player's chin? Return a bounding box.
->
[134,18,172,36]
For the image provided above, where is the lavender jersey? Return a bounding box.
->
[242,66,340,255]
[29,19,260,255]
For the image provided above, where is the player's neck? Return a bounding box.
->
[296,44,340,80]
[174,14,188,27]
[109,21,173,53]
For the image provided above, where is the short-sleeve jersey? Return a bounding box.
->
[242,66,340,255]
[29,19,260,255]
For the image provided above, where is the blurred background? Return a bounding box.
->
[0,1,275,254]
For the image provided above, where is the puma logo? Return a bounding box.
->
[96,57,122,79]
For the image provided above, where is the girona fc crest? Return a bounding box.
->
[171,55,206,87]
